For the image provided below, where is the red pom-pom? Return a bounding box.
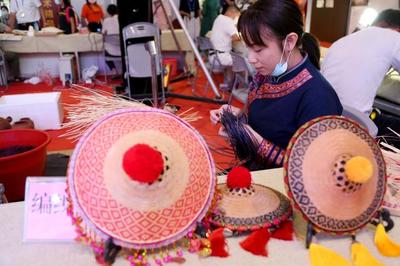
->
[122,144,164,183]
[227,166,252,189]
[240,228,271,256]
[209,228,229,257]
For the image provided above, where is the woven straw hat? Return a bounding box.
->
[284,116,386,234]
[212,167,292,232]
[67,108,216,249]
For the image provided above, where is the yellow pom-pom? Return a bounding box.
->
[345,156,373,183]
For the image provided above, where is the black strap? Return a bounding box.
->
[209,50,226,56]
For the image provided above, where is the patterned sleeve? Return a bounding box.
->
[257,139,285,167]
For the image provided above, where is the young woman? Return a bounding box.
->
[81,0,104,33]
[210,0,342,169]
[58,0,78,34]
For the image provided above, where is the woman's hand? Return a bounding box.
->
[209,104,241,124]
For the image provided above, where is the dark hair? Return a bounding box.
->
[86,0,98,7]
[373,9,400,29]
[238,0,320,69]
[63,0,71,8]
[107,4,117,16]
[1,5,8,11]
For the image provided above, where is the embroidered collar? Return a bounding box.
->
[248,56,313,103]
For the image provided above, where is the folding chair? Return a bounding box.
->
[197,36,224,73]
[103,33,122,83]
[228,51,254,104]
[122,22,164,101]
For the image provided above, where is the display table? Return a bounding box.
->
[0,168,398,266]
[0,33,103,53]
[0,30,196,76]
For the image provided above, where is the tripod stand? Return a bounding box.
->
[155,0,227,104]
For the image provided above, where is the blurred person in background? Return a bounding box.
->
[102,4,119,76]
[0,6,10,25]
[179,0,201,40]
[81,0,104,33]
[8,0,46,30]
[200,0,220,37]
[57,0,78,34]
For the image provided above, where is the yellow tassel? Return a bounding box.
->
[309,243,352,266]
[374,223,400,257]
[351,242,384,266]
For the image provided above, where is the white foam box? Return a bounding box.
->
[0,92,64,130]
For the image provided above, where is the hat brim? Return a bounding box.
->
[212,183,292,231]
[68,108,216,249]
[284,116,386,234]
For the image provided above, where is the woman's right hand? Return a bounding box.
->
[209,104,241,124]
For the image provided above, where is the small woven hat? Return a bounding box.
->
[284,116,386,235]
[212,167,292,232]
[67,108,216,253]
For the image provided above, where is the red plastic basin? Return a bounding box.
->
[0,129,50,202]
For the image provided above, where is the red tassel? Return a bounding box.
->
[209,228,229,257]
[271,220,293,241]
[240,228,271,256]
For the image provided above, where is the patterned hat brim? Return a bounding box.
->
[211,183,292,232]
[284,116,386,235]
[67,108,216,249]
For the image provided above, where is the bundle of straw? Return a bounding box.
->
[61,84,200,140]
[220,108,260,170]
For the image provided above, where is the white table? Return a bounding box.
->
[0,168,399,266]
[0,30,196,77]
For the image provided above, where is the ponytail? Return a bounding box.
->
[239,0,322,69]
[301,32,320,70]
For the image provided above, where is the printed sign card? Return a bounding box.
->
[23,177,76,242]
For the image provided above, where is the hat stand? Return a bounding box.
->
[103,238,122,264]
[305,208,395,249]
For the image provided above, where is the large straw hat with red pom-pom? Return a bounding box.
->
[67,107,216,249]
[284,116,386,235]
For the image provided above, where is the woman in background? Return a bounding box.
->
[179,0,201,40]
[58,0,78,34]
[102,4,119,76]
[200,0,220,37]
[81,0,104,33]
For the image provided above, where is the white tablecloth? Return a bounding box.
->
[0,168,399,266]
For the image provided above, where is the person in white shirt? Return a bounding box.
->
[209,5,241,67]
[102,4,120,75]
[8,0,46,30]
[321,9,400,115]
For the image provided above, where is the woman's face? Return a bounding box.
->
[246,30,286,76]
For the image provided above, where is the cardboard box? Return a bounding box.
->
[0,92,63,130]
